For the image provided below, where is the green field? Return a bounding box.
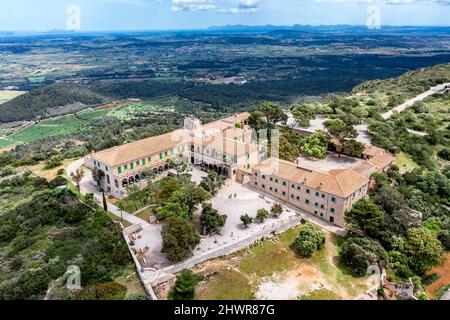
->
[0,109,107,148]
[107,102,170,120]
[0,90,26,104]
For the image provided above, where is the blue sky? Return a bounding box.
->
[1,0,450,31]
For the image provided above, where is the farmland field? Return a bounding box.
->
[0,90,26,104]
[0,109,107,148]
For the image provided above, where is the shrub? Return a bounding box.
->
[240,214,253,228]
[168,269,203,300]
[292,222,326,258]
[256,209,269,223]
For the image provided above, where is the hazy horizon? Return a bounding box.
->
[2,0,450,32]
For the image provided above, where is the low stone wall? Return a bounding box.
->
[121,224,159,300]
[152,215,303,286]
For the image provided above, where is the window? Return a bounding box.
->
[306,189,310,194]
[124,164,128,170]
[148,156,151,162]
[136,160,140,166]
[270,187,273,191]
[275,188,278,193]
[282,191,286,196]
[291,194,294,198]
[315,202,319,207]
[296,196,300,200]
[270,177,273,182]
[282,181,287,186]
[107,175,110,184]
[130,163,134,169]
[255,182,258,186]
[297,186,301,190]
[255,172,258,177]
[262,184,266,189]
[321,204,325,209]
[159,153,163,160]
[142,159,146,165]
[262,175,266,179]
[330,217,335,223]
[320,213,324,217]
[314,211,318,215]
[331,208,335,213]
[105,166,108,172]
[315,192,319,197]
[321,194,325,199]
[118,167,122,174]
[165,151,168,157]
[331,197,336,202]
[292,184,295,188]
[305,199,310,205]
[275,179,279,183]
[171,149,174,156]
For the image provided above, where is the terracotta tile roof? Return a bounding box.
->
[253,158,369,198]
[92,129,188,167]
[91,113,252,167]
[363,144,386,157]
[367,152,396,171]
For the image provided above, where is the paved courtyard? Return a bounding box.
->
[297,152,366,172]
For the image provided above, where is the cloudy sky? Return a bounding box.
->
[1,0,449,31]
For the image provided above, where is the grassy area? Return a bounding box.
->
[135,208,154,222]
[114,264,148,299]
[0,109,107,148]
[26,158,75,181]
[192,226,369,300]
[396,152,419,173]
[107,212,132,229]
[196,268,254,300]
[299,289,341,300]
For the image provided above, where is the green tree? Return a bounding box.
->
[168,269,202,300]
[200,203,227,235]
[92,167,105,192]
[270,203,283,218]
[257,102,288,126]
[345,198,384,236]
[342,139,364,157]
[200,171,224,196]
[256,208,269,223]
[70,168,85,191]
[291,104,316,128]
[102,191,108,212]
[240,214,253,228]
[324,118,357,143]
[404,227,444,275]
[170,186,211,219]
[340,237,388,276]
[125,185,141,211]
[292,222,326,257]
[301,130,328,159]
[161,217,200,262]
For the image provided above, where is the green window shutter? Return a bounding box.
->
[118,167,122,174]
[131,163,134,169]
[165,151,168,157]
[143,159,146,165]
[283,181,286,186]
[159,153,163,160]
[148,156,151,162]
[306,199,310,204]
[306,189,310,194]
[136,160,140,166]
[171,150,174,156]
[331,208,335,213]
[282,191,286,196]
[124,164,128,170]
[331,197,336,202]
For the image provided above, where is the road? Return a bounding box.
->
[66,158,148,226]
[381,83,450,120]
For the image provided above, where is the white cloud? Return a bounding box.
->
[171,0,264,13]
[314,0,450,5]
